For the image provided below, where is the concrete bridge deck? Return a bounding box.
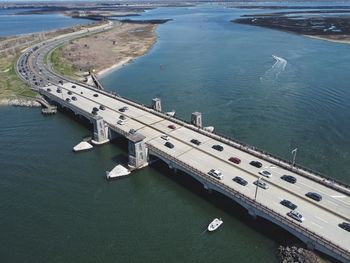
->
[16,21,350,263]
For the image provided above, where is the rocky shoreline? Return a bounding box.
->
[0,97,40,107]
[278,246,324,263]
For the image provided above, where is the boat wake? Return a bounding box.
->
[260,55,287,82]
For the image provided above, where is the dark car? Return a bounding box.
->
[67,91,72,95]
[47,88,51,92]
[249,161,262,168]
[232,176,248,186]
[129,129,137,134]
[165,141,174,149]
[71,96,77,101]
[71,85,76,88]
[119,115,126,120]
[93,93,98,97]
[99,105,106,110]
[281,175,297,184]
[190,139,201,145]
[280,199,297,210]
[118,107,126,112]
[212,145,224,151]
[92,110,98,115]
[229,157,241,164]
[338,222,350,232]
[58,80,63,85]
[168,124,176,129]
[65,98,71,102]
[93,107,99,112]
[305,192,322,202]
[57,89,62,93]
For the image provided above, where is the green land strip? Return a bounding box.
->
[49,45,78,79]
[0,52,36,101]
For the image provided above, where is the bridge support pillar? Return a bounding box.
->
[91,116,109,145]
[127,132,148,169]
[191,112,202,128]
[152,98,162,112]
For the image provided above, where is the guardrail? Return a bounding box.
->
[147,144,350,262]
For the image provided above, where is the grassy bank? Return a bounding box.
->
[0,52,36,100]
[49,45,79,79]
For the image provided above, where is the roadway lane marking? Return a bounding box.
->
[331,195,346,198]
[311,222,323,229]
[315,216,328,224]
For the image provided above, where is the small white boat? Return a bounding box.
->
[166,110,176,117]
[207,218,223,232]
[203,126,214,132]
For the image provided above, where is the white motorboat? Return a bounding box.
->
[207,218,223,232]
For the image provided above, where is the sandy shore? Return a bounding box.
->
[97,57,132,77]
[305,35,350,45]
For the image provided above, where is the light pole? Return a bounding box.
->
[254,177,262,201]
[291,148,298,166]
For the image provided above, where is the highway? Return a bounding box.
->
[16,21,350,262]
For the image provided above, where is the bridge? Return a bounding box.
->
[16,21,350,263]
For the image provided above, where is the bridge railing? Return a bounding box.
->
[146,144,350,261]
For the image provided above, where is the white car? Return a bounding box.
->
[259,170,272,178]
[287,210,305,222]
[161,135,170,141]
[253,179,269,189]
[208,169,223,180]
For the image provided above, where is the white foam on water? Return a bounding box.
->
[261,55,288,82]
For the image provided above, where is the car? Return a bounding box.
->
[99,105,106,110]
[190,139,201,145]
[232,176,248,186]
[253,179,269,189]
[281,175,297,184]
[117,119,126,125]
[47,88,51,92]
[67,91,72,95]
[305,192,322,202]
[56,89,62,93]
[129,129,137,134]
[250,161,262,168]
[118,106,128,112]
[229,157,241,164]
[65,98,71,102]
[280,199,297,210]
[92,110,98,115]
[71,85,76,88]
[93,93,98,97]
[287,210,304,222]
[168,124,176,129]
[212,144,224,151]
[161,135,170,141]
[208,169,223,180]
[338,222,350,232]
[71,96,77,101]
[93,107,99,112]
[164,141,174,149]
[119,115,126,120]
[259,170,272,178]
[58,80,63,85]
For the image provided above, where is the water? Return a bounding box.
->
[1,4,350,262]
[0,9,92,36]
